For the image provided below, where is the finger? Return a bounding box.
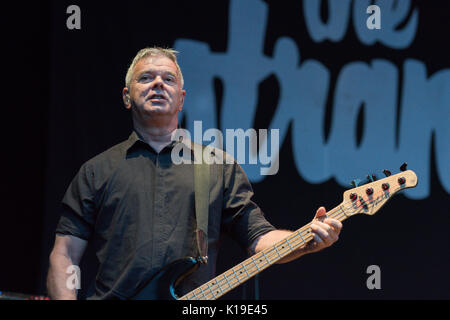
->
[315,219,342,239]
[318,220,340,242]
[313,206,327,221]
[311,222,340,246]
[313,221,334,234]
[305,234,321,252]
[310,234,323,250]
[327,221,342,240]
[324,218,343,231]
[313,234,323,245]
[310,223,330,243]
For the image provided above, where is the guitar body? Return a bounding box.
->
[131,257,199,300]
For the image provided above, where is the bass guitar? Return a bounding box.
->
[132,167,418,300]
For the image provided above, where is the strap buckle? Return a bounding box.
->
[197,255,208,264]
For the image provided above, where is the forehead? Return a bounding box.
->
[134,55,178,75]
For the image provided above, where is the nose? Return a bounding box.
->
[151,75,164,89]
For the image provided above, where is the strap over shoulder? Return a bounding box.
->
[192,141,210,264]
[178,135,227,264]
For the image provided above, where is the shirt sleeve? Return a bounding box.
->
[55,162,97,240]
[221,162,276,250]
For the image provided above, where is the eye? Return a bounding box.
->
[139,74,153,82]
[165,76,176,83]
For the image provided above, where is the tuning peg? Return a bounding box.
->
[367,174,377,182]
[400,162,408,171]
[350,179,361,188]
[382,169,391,177]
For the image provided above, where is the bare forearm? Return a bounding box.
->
[47,252,78,300]
[249,208,343,264]
[250,230,309,264]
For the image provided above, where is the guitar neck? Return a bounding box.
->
[179,204,349,300]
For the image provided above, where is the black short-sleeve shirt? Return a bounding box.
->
[55,130,276,299]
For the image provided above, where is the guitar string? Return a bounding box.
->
[183,196,377,301]
[182,209,344,301]
[181,185,403,300]
[182,208,346,300]
[182,210,347,300]
[182,186,392,300]
[185,212,340,300]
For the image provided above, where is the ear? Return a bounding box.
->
[122,87,131,109]
[178,89,186,112]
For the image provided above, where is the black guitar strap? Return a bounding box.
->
[193,142,211,264]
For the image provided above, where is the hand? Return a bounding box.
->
[305,206,342,253]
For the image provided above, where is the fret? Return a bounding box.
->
[231,268,242,283]
[206,283,217,299]
[273,245,283,259]
[339,207,348,219]
[241,263,251,278]
[262,251,272,264]
[277,242,289,256]
[198,286,207,299]
[251,256,261,271]
[183,294,191,300]
[213,279,225,295]
[297,231,306,245]
[223,273,233,289]
[285,238,295,251]
[191,290,199,300]
[300,230,311,244]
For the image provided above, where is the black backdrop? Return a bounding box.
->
[1,0,449,300]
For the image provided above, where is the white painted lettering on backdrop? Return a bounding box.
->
[174,0,450,199]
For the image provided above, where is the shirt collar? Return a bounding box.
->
[124,128,187,153]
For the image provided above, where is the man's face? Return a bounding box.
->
[124,55,185,123]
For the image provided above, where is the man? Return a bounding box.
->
[46,47,342,300]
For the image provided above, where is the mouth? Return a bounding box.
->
[148,93,167,101]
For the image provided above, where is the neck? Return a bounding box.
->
[133,120,178,153]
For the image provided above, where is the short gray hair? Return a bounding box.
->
[125,47,184,89]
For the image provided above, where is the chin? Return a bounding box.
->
[133,103,176,118]
[143,107,178,119]
[143,104,168,113]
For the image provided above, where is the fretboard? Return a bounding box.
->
[179,204,349,300]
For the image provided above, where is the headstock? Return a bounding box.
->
[341,169,418,217]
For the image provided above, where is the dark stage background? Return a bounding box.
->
[1,0,449,300]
